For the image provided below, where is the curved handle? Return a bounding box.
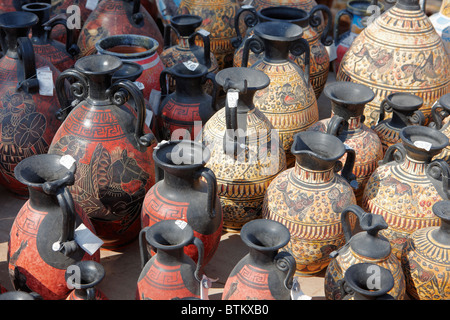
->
[191,29,211,67]
[380,142,407,165]
[131,0,144,24]
[232,5,258,48]
[326,115,346,136]
[309,4,333,46]
[408,109,426,126]
[107,79,156,149]
[163,23,179,49]
[16,37,39,94]
[86,288,96,301]
[341,204,369,242]
[43,16,79,57]
[43,172,79,256]
[426,159,450,200]
[195,167,217,219]
[274,251,296,290]
[377,98,390,123]
[191,237,204,282]
[241,34,264,68]
[55,68,89,121]
[159,68,173,101]
[139,226,151,269]
[204,72,219,111]
[289,38,311,85]
[341,145,358,189]
[430,101,449,130]
[333,9,353,45]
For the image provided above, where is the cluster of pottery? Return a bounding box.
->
[0,0,448,301]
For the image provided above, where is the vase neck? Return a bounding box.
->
[155,246,186,266]
[86,74,113,103]
[262,39,290,63]
[161,169,196,188]
[433,216,450,244]
[248,247,277,267]
[3,27,30,59]
[174,76,204,97]
[28,186,57,211]
[294,161,335,184]
[331,111,362,130]
[178,36,196,49]
[399,155,428,175]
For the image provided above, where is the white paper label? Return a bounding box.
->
[175,220,187,230]
[74,223,104,256]
[290,277,312,300]
[183,60,199,71]
[414,140,432,151]
[145,109,153,128]
[86,0,99,11]
[134,81,145,91]
[200,275,218,300]
[36,66,54,96]
[227,91,239,109]
[326,42,337,62]
[59,155,76,170]
[196,29,210,37]
[149,89,161,115]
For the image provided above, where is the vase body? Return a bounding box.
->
[95,34,165,103]
[48,54,157,250]
[263,131,358,276]
[0,11,62,196]
[373,92,424,154]
[160,14,219,94]
[222,219,296,300]
[141,140,223,265]
[176,0,240,70]
[7,154,100,300]
[362,125,450,259]
[23,2,78,72]
[233,5,332,99]
[324,205,406,300]
[340,263,395,300]
[157,63,217,141]
[241,21,319,168]
[65,260,108,300]
[337,0,450,127]
[309,81,382,205]
[401,200,450,300]
[137,219,204,300]
[333,0,384,73]
[77,0,164,57]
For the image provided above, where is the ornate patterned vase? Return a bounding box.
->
[48,54,157,250]
[0,11,62,196]
[429,93,450,164]
[401,200,450,300]
[141,140,223,265]
[241,21,319,168]
[136,219,204,299]
[197,67,286,231]
[8,154,100,300]
[373,92,425,154]
[22,2,78,72]
[222,219,296,300]
[340,263,396,300]
[333,0,384,73]
[362,125,450,259]
[65,260,108,300]
[157,63,218,141]
[77,0,164,57]
[308,81,383,205]
[176,0,240,70]
[233,5,332,99]
[262,130,358,276]
[324,204,406,300]
[95,34,165,104]
[337,0,450,127]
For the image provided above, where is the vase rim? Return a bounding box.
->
[259,6,308,22]
[254,21,303,42]
[291,131,346,161]
[168,62,209,79]
[347,0,384,15]
[112,61,144,82]
[22,2,52,11]
[399,125,449,153]
[145,220,194,251]
[386,92,423,110]
[75,54,123,76]
[324,82,375,106]
[215,67,270,91]
[153,140,210,172]
[170,14,203,28]
[95,34,159,59]
[345,263,394,297]
[240,219,290,252]
[0,11,39,29]
[65,260,105,289]
[432,201,450,222]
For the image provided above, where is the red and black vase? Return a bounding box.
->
[141,139,222,265]
[0,11,62,196]
[48,54,157,250]
[7,154,101,300]
[22,2,79,72]
[65,260,108,300]
[136,219,205,300]
[222,219,296,300]
[157,63,218,141]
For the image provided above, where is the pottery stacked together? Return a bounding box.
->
[0,0,448,301]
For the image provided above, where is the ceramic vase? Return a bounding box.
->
[65,260,108,300]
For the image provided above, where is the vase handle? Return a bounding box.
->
[426,159,450,200]
[430,100,450,130]
[204,72,219,111]
[232,5,258,48]
[289,38,311,86]
[55,68,89,121]
[16,37,39,94]
[309,4,333,46]
[139,226,151,269]
[380,142,406,165]
[241,34,264,68]
[190,237,205,282]
[196,167,218,219]
[326,115,346,136]
[163,23,179,49]
[341,145,358,190]
[274,251,296,290]
[191,29,212,68]
[43,15,80,57]
[108,79,156,149]
[131,0,143,24]
[333,9,352,46]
